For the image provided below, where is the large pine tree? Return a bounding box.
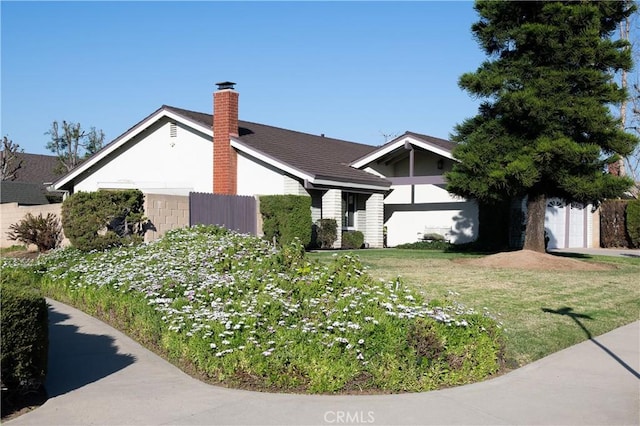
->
[447,1,639,252]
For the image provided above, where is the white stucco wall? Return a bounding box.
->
[384,184,478,246]
[237,151,285,196]
[74,119,212,195]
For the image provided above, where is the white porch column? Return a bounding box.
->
[366,193,384,248]
[322,189,343,248]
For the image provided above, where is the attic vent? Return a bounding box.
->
[170,122,177,138]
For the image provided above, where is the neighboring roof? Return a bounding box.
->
[1,152,59,185]
[0,181,50,205]
[350,131,457,169]
[54,105,391,192]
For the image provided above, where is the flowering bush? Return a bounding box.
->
[4,225,504,393]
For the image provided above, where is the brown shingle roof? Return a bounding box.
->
[3,152,60,185]
[0,181,50,205]
[164,106,390,189]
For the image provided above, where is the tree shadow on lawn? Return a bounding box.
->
[541,307,639,379]
[46,304,136,397]
[547,252,593,260]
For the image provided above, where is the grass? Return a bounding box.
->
[308,249,640,367]
[0,245,28,254]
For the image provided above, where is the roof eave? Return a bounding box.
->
[350,133,456,169]
[52,107,213,191]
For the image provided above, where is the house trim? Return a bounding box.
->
[51,107,212,191]
[350,134,455,169]
[388,176,446,185]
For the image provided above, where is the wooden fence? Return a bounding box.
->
[189,192,258,235]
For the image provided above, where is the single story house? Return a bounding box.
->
[51,82,596,249]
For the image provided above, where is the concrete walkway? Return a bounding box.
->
[7,299,640,426]
[549,247,640,258]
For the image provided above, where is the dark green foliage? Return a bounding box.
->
[476,200,511,251]
[600,200,630,248]
[422,233,445,241]
[407,314,505,380]
[625,199,640,248]
[447,1,638,251]
[341,230,364,249]
[61,189,146,251]
[408,319,445,362]
[259,195,312,247]
[315,218,338,248]
[7,213,62,252]
[396,240,452,250]
[0,271,48,393]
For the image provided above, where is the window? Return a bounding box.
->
[342,192,356,228]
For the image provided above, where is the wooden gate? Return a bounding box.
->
[189,192,257,235]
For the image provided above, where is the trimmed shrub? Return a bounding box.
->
[600,200,630,248]
[7,213,62,252]
[259,195,312,247]
[341,230,364,249]
[627,199,640,248]
[396,240,452,250]
[315,218,338,249]
[62,189,146,251]
[422,233,445,242]
[0,271,48,393]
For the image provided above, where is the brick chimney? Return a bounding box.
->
[213,81,239,194]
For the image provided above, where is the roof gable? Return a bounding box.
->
[350,131,457,169]
[52,106,212,191]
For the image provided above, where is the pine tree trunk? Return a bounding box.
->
[523,193,547,253]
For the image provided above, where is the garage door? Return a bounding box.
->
[545,198,589,249]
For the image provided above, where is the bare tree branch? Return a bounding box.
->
[0,136,24,181]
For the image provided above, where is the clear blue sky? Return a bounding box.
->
[2,1,485,155]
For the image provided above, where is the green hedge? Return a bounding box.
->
[62,189,146,251]
[0,271,48,392]
[627,199,640,248]
[341,230,364,249]
[259,195,312,247]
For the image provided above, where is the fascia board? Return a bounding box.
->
[53,108,212,190]
[350,136,456,169]
[350,140,406,169]
[230,139,315,182]
[311,178,390,191]
[408,137,455,160]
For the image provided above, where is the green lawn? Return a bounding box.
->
[308,249,640,368]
